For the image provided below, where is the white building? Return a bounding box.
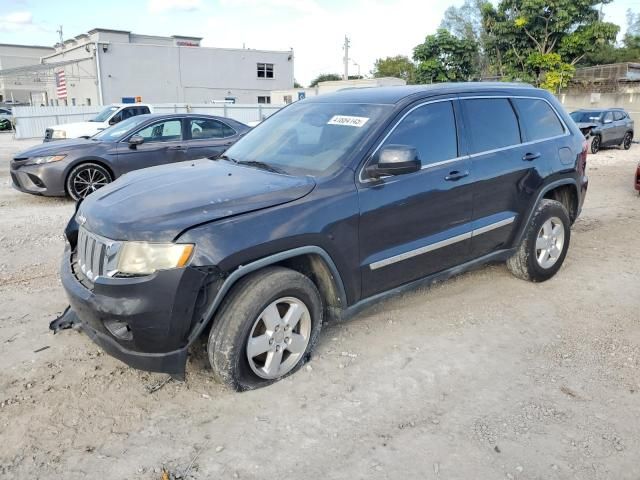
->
[0,43,55,104]
[271,77,407,105]
[0,28,294,106]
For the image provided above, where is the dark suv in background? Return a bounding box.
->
[570,108,634,154]
[54,83,588,390]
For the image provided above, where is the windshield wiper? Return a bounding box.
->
[236,160,285,174]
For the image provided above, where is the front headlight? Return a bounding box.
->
[116,242,194,275]
[28,154,66,165]
[51,130,66,139]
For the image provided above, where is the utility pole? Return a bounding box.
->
[343,35,350,80]
[56,25,64,48]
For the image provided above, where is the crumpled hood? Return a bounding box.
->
[15,138,101,158]
[78,159,316,241]
[575,122,599,130]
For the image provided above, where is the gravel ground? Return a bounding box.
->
[0,131,639,480]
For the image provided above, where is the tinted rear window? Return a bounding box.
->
[463,98,520,154]
[513,98,564,141]
[383,101,458,165]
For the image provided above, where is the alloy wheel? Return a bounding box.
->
[624,133,632,150]
[72,167,109,199]
[246,296,311,379]
[535,216,565,269]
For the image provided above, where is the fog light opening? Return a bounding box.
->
[104,319,133,341]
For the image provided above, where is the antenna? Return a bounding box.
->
[343,35,350,80]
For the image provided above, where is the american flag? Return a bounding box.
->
[55,70,67,99]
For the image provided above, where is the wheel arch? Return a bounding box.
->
[64,158,115,195]
[513,179,579,246]
[187,246,348,345]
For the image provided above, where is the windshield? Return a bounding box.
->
[92,106,119,122]
[92,115,150,142]
[571,111,602,123]
[223,101,391,176]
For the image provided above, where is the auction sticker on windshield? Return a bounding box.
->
[327,115,370,127]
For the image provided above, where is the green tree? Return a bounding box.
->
[413,29,479,83]
[440,0,491,77]
[294,80,303,88]
[372,55,416,83]
[309,73,342,87]
[482,0,619,89]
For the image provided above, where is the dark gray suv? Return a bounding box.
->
[54,83,588,390]
[570,108,634,154]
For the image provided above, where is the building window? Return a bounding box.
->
[283,95,292,104]
[257,63,274,78]
[86,98,91,106]
[257,96,271,104]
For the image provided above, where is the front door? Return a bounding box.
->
[118,118,186,174]
[357,99,475,298]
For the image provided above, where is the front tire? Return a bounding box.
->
[66,162,112,201]
[208,267,323,391]
[590,134,601,154]
[507,199,571,282]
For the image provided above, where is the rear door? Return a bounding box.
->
[117,118,186,173]
[185,117,238,160]
[357,98,475,298]
[462,95,567,257]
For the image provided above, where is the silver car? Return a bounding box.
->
[570,108,634,154]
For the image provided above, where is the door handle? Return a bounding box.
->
[522,152,541,161]
[167,145,186,151]
[444,170,469,181]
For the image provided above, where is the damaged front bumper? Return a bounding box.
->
[58,247,216,378]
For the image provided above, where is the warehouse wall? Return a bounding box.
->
[97,43,294,104]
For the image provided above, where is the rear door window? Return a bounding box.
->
[613,111,625,121]
[189,118,236,139]
[381,101,458,166]
[463,98,521,154]
[513,98,565,141]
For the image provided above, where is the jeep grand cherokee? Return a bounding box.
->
[53,83,589,391]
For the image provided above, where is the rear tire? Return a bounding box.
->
[507,199,571,282]
[622,132,633,150]
[590,135,601,154]
[66,162,112,201]
[208,267,323,391]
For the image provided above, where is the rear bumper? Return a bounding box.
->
[60,247,210,376]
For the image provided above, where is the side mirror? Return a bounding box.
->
[365,145,421,179]
[128,135,144,148]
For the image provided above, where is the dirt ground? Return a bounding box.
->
[0,131,639,480]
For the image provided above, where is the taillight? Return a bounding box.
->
[578,139,588,174]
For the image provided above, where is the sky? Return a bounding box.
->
[0,0,639,86]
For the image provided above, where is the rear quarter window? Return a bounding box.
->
[513,98,565,141]
[463,98,521,154]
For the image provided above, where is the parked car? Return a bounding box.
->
[44,103,153,142]
[52,83,588,390]
[635,161,640,194]
[0,107,12,119]
[11,113,249,200]
[570,108,634,154]
[0,107,13,130]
